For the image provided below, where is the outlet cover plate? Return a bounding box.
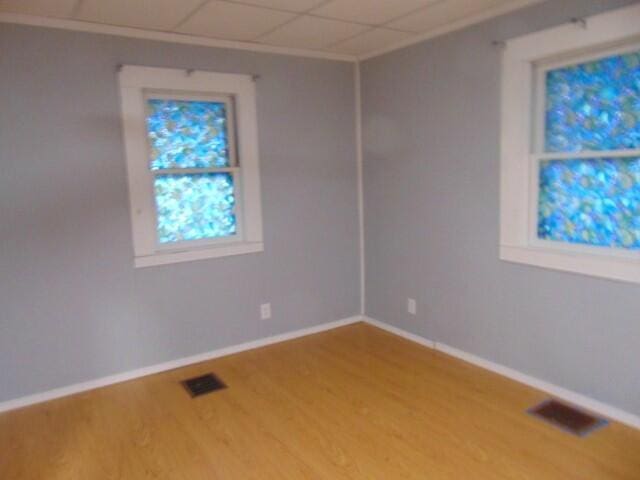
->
[407,298,417,315]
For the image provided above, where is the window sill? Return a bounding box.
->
[500,245,640,285]
[134,241,264,268]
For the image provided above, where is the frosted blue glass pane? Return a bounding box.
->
[538,157,640,249]
[154,173,236,244]
[146,99,230,169]
[545,49,640,152]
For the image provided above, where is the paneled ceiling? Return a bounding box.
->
[0,0,540,58]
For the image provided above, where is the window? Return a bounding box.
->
[500,4,640,283]
[118,66,263,267]
[535,47,640,250]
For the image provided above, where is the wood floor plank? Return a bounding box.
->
[1,323,638,479]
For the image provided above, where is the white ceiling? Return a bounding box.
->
[0,0,539,58]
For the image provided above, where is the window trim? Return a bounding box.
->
[499,3,640,284]
[118,65,263,268]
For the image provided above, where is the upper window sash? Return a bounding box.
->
[144,91,238,169]
[533,41,640,157]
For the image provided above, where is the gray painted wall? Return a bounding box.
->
[362,0,640,416]
[0,25,359,402]
[2,0,639,417]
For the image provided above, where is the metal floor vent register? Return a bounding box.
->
[528,399,608,436]
[182,373,227,397]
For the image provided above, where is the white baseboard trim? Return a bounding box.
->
[0,315,362,414]
[5,314,638,431]
[362,316,436,349]
[362,316,640,431]
[434,342,640,430]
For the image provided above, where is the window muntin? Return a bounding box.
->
[532,45,640,251]
[143,92,240,248]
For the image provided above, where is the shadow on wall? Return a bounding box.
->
[363,114,410,161]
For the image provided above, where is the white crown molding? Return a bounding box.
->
[0,315,362,414]
[0,12,357,63]
[2,1,547,64]
[358,0,546,61]
[361,316,640,431]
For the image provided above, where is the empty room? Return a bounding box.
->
[1,0,640,478]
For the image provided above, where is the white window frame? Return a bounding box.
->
[499,3,640,284]
[118,65,263,268]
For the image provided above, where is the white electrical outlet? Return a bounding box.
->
[260,303,271,320]
[407,298,417,315]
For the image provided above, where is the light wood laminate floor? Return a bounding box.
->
[1,322,639,479]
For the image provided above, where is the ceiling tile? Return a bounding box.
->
[388,0,509,33]
[233,0,326,13]
[0,0,77,18]
[177,1,295,41]
[312,0,438,26]
[75,0,203,31]
[329,28,412,55]
[258,15,368,50]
